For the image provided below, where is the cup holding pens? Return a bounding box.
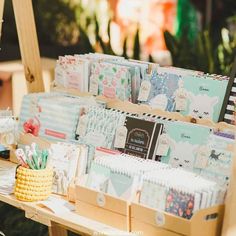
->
[14,166,53,202]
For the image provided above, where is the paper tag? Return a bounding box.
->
[0,133,14,145]
[194,146,210,169]
[156,134,170,156]
[76,116,88,136]
[175,88,188,111]
[138,80,151,102]
[114,126,128,149]
[89,76,98,95]
[175,97,187,111]
[155,211,165,226]
[97,192,106,207]
[5,132,15,145]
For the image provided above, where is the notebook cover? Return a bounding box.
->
[122,117,162,159]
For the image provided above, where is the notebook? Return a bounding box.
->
[119,116,163,159]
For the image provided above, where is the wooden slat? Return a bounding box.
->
[12,0,44,93]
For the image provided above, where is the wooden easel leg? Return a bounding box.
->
[12,0,44,93]
[0,0,4,38]
[49,222,68,236]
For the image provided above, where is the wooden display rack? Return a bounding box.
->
[0,0,236,235]
[131,202,224,236]
[75,185,131,231]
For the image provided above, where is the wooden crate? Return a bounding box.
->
[131,202,224,236]
[75,185,131,231]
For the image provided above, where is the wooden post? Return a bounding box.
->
[0,0,4,40]
[49,222,68,236]
[222,144,236,236]
[12,0,44,93]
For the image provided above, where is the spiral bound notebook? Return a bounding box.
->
[139,168,221,219]
[86,153,169,200]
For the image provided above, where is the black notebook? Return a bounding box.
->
[120,116,163,159]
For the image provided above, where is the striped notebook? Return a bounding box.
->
[223,77,236,124]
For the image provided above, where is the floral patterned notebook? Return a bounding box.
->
[89,62,132,101]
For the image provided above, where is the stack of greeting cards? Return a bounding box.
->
[48,142,88,195]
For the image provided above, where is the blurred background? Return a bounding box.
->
[1,0,235,75]
[0,1,235,235]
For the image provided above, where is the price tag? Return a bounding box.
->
[5,132,15,145]
[138,80,151,102]
[156,134,170,156]
[114,126,128,149]
[89,76,98,95]
[96,192,106,207]
[0,132,14,145]
[194,146,210,169]
[175,88,187,111]
[175,97,187,111]
[155,211,165,226]
[76,116,88,136]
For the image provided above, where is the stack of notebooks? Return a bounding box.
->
[54,53,230,122]
[55,53,155,103]
[139,168,223,219]
[18,92,102,142]
[138,67,229,122]
[85,152,224,219]
[86,153,169,200]
[142,114,235,189]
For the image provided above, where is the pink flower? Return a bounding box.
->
[23,119,40,136]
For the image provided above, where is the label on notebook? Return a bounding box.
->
[76,115,88,136]
[114,126,128,149]
[175,86,188,111]
[156,134,170,156]
[194,145,210,169]
[89,76,98,95]
[138,80,151,101]
[175,93,188,111]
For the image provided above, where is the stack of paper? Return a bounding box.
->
[0,166,15,195]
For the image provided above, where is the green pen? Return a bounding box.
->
[41,150,48,169]
[32,154,39,170]
[26,158,35,169]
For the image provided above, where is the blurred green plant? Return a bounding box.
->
[164,21,236,76]
[217,27,236,75]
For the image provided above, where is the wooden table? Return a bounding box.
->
[0,160,134,236]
